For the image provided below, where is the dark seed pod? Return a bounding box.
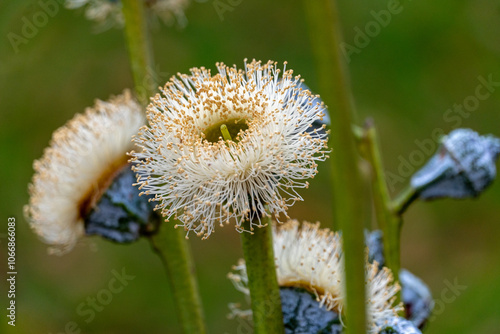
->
[85,164,157,243]
[378,317,422,334]
[399,270,433,329]
[411,128,500,199]
[280,287,342,334]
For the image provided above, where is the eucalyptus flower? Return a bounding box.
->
[227,220,403,333]
[65,0,189,30]
[24,91,146,254]
[131,60,329,238]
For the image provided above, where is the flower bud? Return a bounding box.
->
[411,128,500,199]
[399,270,433,329]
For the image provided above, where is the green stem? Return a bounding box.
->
[391,184,419,216]
[122,2,206,332]
[240,217,284,334]
[149,217,207,334]
[359,120,402,310]
[303,0,366,333]
[122,0,157,105]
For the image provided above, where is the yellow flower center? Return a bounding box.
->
[202,118,249,143]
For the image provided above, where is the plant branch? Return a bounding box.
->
[149,216,207,334]
[359,119,403,311]
[122,0,157,105]
[391,184,419,217]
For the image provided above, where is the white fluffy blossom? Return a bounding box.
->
[130,60,329,239]
[228,220,403,333]
[65,0,189,30]
[24,91,144,254]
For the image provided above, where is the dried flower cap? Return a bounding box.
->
[411,128,500,200]
[24,91,144,254]
[131,60,329,239]
[228,221,402,333]
[65,0,189,30]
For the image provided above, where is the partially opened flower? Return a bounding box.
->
[130,60,329,238]
[66,0,123,28]
[228,220,403,333]
[65,0,189,30]
[150,0,189,26]
[24,91,147,254]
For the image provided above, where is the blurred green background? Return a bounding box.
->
[1,0,500,333]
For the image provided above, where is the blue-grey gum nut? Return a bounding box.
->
[84,163,157,243]
[399,270,433,329]
[378,317,422,334]
[366,229,385,269]
[280,287,342,334]
[411,128,500,199]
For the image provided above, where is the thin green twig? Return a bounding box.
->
[122,0,157,105]
[391,184,419,217]
[359,120,403,311]
[149,217,207,334]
